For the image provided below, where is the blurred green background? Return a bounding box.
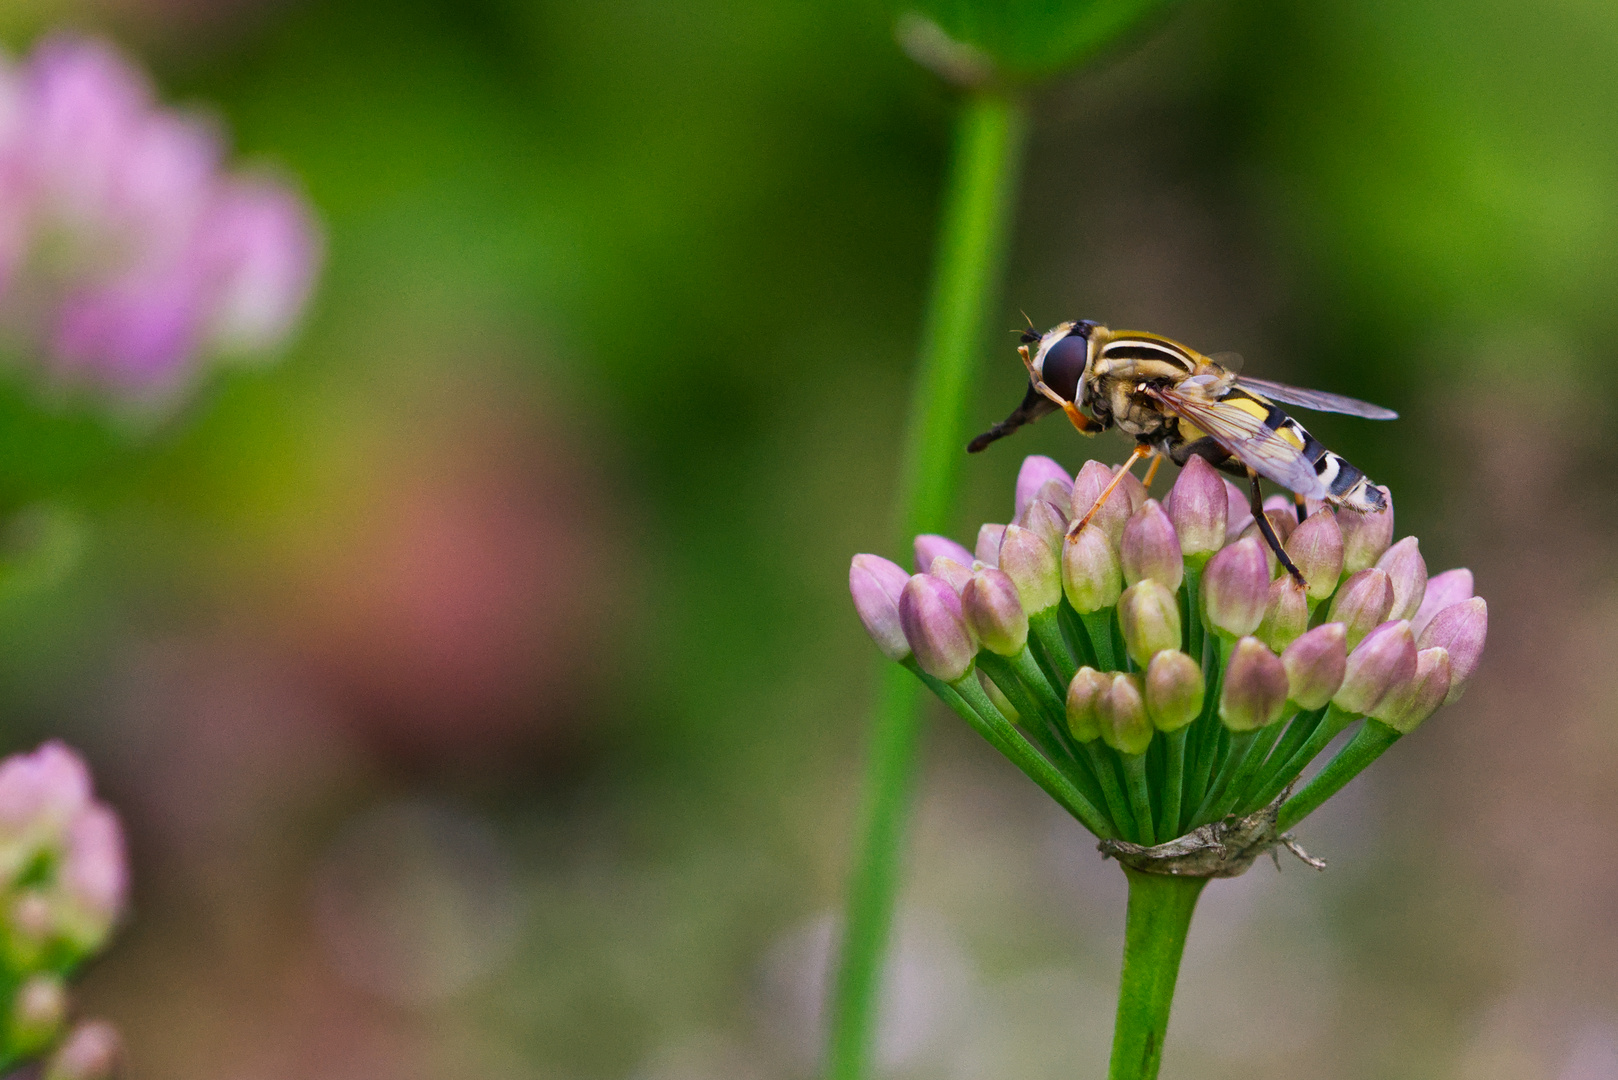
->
[3,0,1617,1077]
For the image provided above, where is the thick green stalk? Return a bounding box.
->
[827,89,1027,1080]
[1108,869,1207,1080]
[1277,719,1401,831]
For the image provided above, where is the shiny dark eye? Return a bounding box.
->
[1041,333,1089,402]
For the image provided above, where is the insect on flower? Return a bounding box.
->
[969,321,1397,585]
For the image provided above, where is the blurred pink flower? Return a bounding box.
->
[0,35,319,400]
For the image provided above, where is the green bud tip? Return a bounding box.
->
[1339,487,1394,573]
[1098,672,1153,756]
[1333,619,1417,716]
[1370,646,1451,734]
[961,568,1029,656]
[1014,455,1072,519]
[1327,567,1395,650]
[1219,636,1289,731]
[1120,499,1184,591]
[1066,666,1110,743]
[1202,536,1270,638]
[898,573,978,682]
[1117,579,1181,668]
[1256,576,1310,653]
[1061,522,1123,614]
[997,523,1061,614]
[1284,509,1344,603]
[1280,622,1347,710]
[1145,649,1203,732]
[927,555,974,593]
[1163,455,1226,558]
[1417,596,1486,704]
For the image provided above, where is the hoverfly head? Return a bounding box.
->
[1033,320,1101,405]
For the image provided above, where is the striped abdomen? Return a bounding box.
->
[1223,387,1385,512]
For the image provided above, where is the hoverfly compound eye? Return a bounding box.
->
[1039,330,1090,404]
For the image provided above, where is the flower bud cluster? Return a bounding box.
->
[0,36,320,401]
[0,743,128,1074]
[850,453,1487,849]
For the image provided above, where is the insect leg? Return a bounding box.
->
[1247,470,1306,586]
[1072,444,1151,534]
[1293,492,1306,524]
[1141,451,1164,492]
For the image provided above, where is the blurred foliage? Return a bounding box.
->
[895,0,1178,81]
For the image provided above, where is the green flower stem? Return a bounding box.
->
[1207,718,1286,821]
[1084,741,1137,838]
[1030,608,1078,684]
[1240,705,1326,811]
[1182,564,1204,661]
[1277,719,1402,831]
[1121,753,1156,845]
[1080,609,1119,671]
[827,88,1028,1080]
[1060,602,1098,668]
[942,665,1115,837]
[1246,703,1357,811]
[1158,726,1189,838]
[1108,869,1207,1080]
[976,652,1107,814]
[1190,728,1255,823]
[1179,637,1229,830]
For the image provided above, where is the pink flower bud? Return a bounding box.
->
[1333,619,1417,715]
[849,554,911,661]
[1284,510,1344,602]
[1062,523,1123,614]
[913,534,972,573]
[1098,673,1153,755]
[44,1019,121,1080]
[927,555,973,594]
[1117,579,1182,667]
[974,523,1006,567]
[1015,498,1068,550]
[1071,460,1133,546]
[1164,455,1227,559]
[1256,576,1309,652]
[1223,479,1254,543]
[998,524,1061,614]
[1201,537,1269,638]
[1014,455,1072,519]
[1412,567,1473,638]
[962,568,1029,657]
[1327,567,1395,649]
[899,574,977,681]
[1239,510,1296,577]
[1375,536,1428,622]
[1219,637,1288,731]
[1121,499,1184,590]
[1371,647,1452,734]
[56,803,127,952]
[1281,623,1347,710]
[1145,650,1203,732]
[1339,487,1394,573]
[1417,597,1486,704]
[1066,667,1110,742]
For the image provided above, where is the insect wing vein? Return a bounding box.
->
[1147,386,1330,497]
[1234,377,1398,420]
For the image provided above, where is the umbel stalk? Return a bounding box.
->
[1109,870,1206,1080]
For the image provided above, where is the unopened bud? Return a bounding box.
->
[1333,619,1417,715]
[1371,647,1452,734]
[1256,576,1309,652]
[1281,622,1347,710]
[998,524,1061,614]
[44,1020,121,1080]
[961,569,1029,656]
[1284,510,1344,602]
[850,555,911,660]
[898,574,977,681]
[1015,498,1068,550]
[1117,580,1182,667]
[1066,667,1111,742]
[1071,460,1133,546]
[1164,455,1227,559]
[1376,536,1428,622]
[56,804,128,953]
[974,523,1006,568]
[1098,673,1153,755]
[927,555,973,593]
[1219,637,1289,731]
[1062,523,1123,614]
[1339,487,1393,573]
[1121,499,1184,590]
[1015,455,1072,519]
[1413,567,1473,638]
[1417,597,1486,704]
[1201,537,1270,638]
[1223,479,1253,542]
[913,533,973,573]
[1145,650,1203,732]
[1327,567,1395,649]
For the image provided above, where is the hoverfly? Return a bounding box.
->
[968,320,1397,585]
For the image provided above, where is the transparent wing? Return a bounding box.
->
[1235,376,1398,420]
[1147,386,1330,498]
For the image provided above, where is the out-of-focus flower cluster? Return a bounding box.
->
[851,454,1488,859]
[0,742,127,1078]
[0,35,319,400]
